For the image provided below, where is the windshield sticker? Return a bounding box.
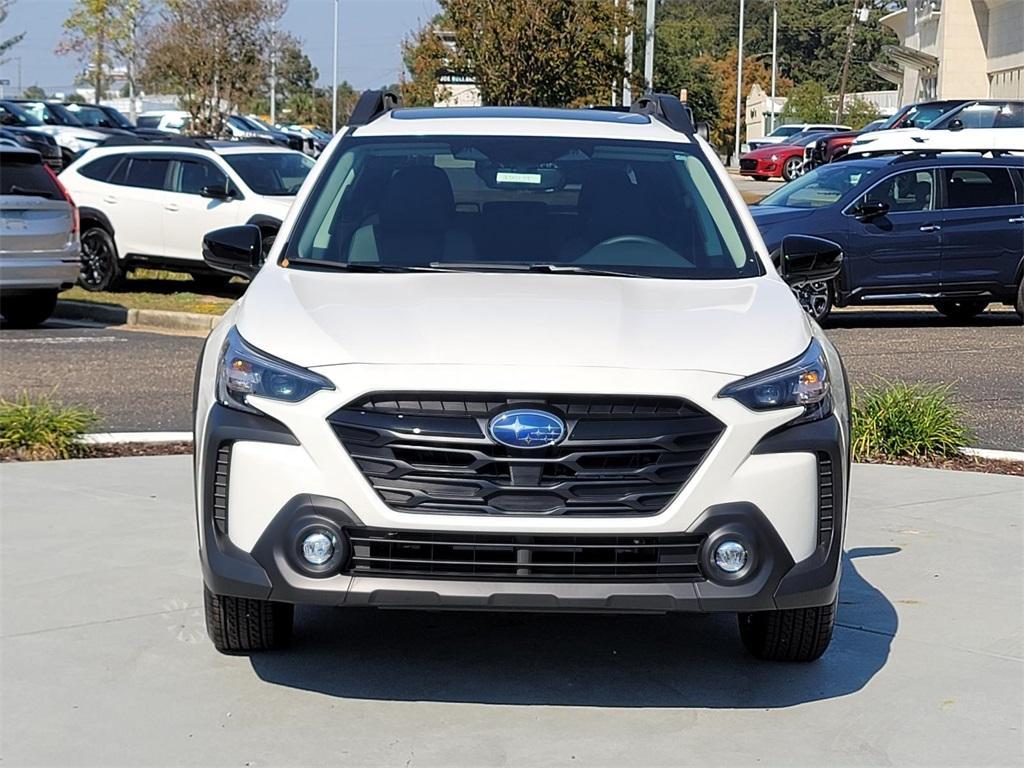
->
[496,171,542,184]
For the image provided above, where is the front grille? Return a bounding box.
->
[329,393,724,517]
[739,158,758,171]
[212,443,232,534]
[817,453,834,545]
[344,528,706,581]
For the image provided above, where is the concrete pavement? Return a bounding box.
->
[1,456,1021,767]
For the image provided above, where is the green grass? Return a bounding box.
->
[61,269,240,316]
[0,393,99,461]
[851,381,973,461]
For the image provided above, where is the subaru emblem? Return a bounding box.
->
[488,409,566,450]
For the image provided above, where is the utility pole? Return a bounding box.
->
[332,0,339,132]
[733,0,745,166]
[836,0,861,123]
[770,0,778,132]
[643,0,655,91]
[623,0,634,106]
[270,14,277,124]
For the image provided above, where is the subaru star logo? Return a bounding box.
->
[488,409,566,450]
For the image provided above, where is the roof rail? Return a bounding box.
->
[348,89,401,127]
[629,92,710,141]
[837,147,1022,163]
[99,134,213,150]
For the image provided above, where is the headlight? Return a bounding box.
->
[217,327,333,414]
[718,338,831,425]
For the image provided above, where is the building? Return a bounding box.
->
[744,84,899,143]
[878,0,1024,104]
[434,29,482,108]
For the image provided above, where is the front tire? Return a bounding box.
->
[203,586,293,654]
[738,600,836,662]
[753,175,770,182]
[79,227,124,292]
[1,290,58,328]
[1014,279,1023,323]
[793,280,833,323]
[933,299,988,321]
[782,156,803,182]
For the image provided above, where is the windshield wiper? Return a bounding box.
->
[428,261,650,279]
[284,258,452,273]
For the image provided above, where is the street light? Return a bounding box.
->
[770,0,778,133]
[332,0,339,133]
[733,0,745,166]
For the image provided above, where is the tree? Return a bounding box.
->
[0,0,25,64]
[779,81,834,124]
[143,0,274,134]
[703,49,788,160]
[66,92,87,104]
[400,16,449,107]
[21,84,45,99]
[402,0,631,107]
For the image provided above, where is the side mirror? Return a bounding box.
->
[200,184,231,200]
[203,225,262,279]
[948,118,964,131]
[695,120,710,142]
[778,234,844,284]
[851,200,889,221]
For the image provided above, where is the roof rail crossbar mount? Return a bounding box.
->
[630,92,695,136]
[349,89,401,127]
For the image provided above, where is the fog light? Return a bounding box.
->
[301,531,335,565]
[714,540,748,573]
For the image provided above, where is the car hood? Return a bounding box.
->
[235,269,811,376]
[742,144,800,159]
[749,205,818,227]
[36,125,108,141]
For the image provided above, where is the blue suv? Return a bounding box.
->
[751,153,1024,322]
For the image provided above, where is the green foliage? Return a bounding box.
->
[842,95,882,129]
[21,84,46,99]
[403,0,630,107]
[780,81,834,124]
[0,0,25,63]
[0,394,98,461]
[851,382,973,461]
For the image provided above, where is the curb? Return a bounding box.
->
[54,300,222,333]
[959,447,1024,462]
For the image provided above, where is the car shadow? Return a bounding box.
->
[826,307,1019,329]
[250,547,900,708]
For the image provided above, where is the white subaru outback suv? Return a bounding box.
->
[59,138,314,291]
[194,92,850,662]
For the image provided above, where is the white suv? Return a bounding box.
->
[60,139,314,290]
[194,92,850,661]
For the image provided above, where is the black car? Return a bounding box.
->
[0,103,62,169]
[61,102,171,140]
[751,152,1024,323]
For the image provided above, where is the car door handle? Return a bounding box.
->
[102,196,117,204]
[1009,216,1024,224]
[164,203,179,212]
[919,225,941,232]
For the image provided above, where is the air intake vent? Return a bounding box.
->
[344,528,707,582]
[212,443,232,534]
[817,454,834,546]
[329,393,724,517]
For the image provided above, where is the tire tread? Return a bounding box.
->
[204,586,293,654]
[739,601,836,662]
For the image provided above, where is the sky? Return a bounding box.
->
[0,0,440,95]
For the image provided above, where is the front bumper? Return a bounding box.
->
[198,402,848,614]
[739,157,779,177]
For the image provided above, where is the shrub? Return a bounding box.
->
[851,382,972,461]
[0,394,98,461]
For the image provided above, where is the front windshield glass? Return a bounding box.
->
[768,126,802,138]
[884,103,953,129]
[18,101,83,126]
[286,136,761,279]
[65,104,110,127]
[0,101,43,126]
[759,162,878,209]
[223,152,314,195]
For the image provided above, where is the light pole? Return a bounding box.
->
[770,0,778,133]
[643,0,655,91]
[332,0,339,133]
[733,0,745,165]
[623,0,634,106]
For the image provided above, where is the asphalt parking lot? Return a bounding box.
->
[1,309,1020,448]
[1,455,1021,766]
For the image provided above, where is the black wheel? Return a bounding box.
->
[738,600,836,662]
[933,299,988,321]
[1,290,58,328]
[203,586,293,654]
[1015,279,1023,323]
[190,273,233,293]
[753,175,770,182]
[79,227,124,292]
[782,156,803,182]
[60,147,76,168]
[792,280,833,323]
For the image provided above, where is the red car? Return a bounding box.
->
[739,141,808,182]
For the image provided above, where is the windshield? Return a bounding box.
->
[100,106,134,128]
[759,161,879,209]
[64,104,111,127]
[223,152,313,195]
[18,101,83,126]
[768,126,802,138]
[0,101,43,127]
[883,103,954,129]
[286,136,760,280]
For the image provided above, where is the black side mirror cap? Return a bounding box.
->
[948,118,964,131]
[200,184,231,200]
[778,234,844,284]
[695,120,710,142]
[203,225,262,279]
[852,200,889,221]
